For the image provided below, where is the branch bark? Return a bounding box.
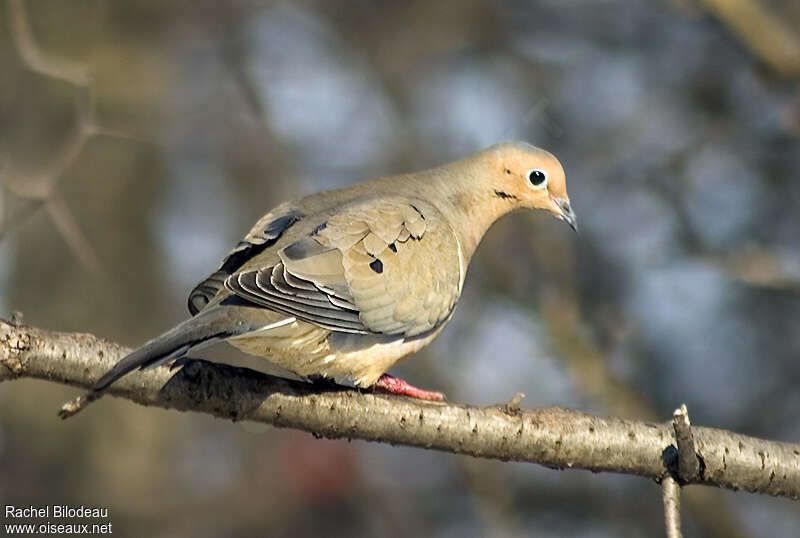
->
[2,318,799,500]
[662,476,683,538]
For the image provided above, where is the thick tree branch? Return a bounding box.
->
[1,318,799,499]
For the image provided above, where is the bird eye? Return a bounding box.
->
[527,169,548,189]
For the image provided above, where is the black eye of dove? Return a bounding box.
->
[528,169,546,186]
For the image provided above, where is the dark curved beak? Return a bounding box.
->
[553,196,578,233]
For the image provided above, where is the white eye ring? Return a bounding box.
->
[527,168,548,189]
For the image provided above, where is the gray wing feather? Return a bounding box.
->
[225,267,367,333]
[188,205,300,315]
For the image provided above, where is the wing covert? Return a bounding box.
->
[224,196,463,337]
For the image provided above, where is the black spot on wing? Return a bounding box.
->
[369,259,383,274]
[388,243,397,253]
[265,213,301,236]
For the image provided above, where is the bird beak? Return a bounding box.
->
[551,195,578,232]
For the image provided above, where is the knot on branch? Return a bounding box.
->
[504,392,526,416]
[1,318,32,375]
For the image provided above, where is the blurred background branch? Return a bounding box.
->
[693,0,800,78]
[7,0,88,85]
[3,0,141,275]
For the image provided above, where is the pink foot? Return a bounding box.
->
[374,374,445,401]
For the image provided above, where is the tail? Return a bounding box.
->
[91,306,253,394]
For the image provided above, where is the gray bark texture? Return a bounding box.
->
[2,318,799,500]
[662,476,683,538]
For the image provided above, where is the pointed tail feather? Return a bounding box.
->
[91,307,251,393]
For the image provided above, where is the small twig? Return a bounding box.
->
[4,120,91,199]
[10,311,24,327]
[58,391,101,419]
[662,476,683,538]
[7,0,90,86]
[673,403,701,482]
[709,246,800,293]
[696,0,800,78]
[45,198,103,275]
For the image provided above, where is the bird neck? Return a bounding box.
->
[407,156,513,262]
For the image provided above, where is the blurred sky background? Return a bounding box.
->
[1,0,800,536]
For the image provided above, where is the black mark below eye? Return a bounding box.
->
[494,189,518,200]
[369,259,384,273]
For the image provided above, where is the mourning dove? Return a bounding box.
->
[91,141,576,401]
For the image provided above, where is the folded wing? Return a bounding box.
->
[188,202,300,315]
[224,196,463,337]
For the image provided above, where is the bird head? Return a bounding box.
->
[487,141,577,232]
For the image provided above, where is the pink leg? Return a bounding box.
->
[374,374,445,401]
